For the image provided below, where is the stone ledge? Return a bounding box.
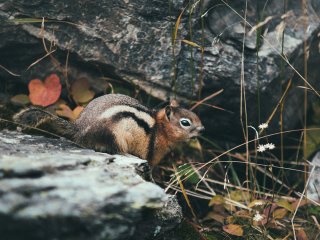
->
[0,130,182,240]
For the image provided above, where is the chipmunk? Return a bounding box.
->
[14,94,204,166]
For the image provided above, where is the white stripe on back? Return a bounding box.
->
[98,105,155,128]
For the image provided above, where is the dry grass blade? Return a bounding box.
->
[10,17,86,29]
[9,18,49,23]
[291,165,316,240]
[173,164,197,219]
[193,128,320,180]
[203,177,296,200]
[259,79,292,135]
[190,89,223,110]
[248,16,274,36]
[0,64,21,77]
[197,102,233,113]
[26,49,57,71]
[311,215,320,230]
[182,39,203,49]
[173,6,187,43]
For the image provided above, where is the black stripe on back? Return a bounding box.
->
[126,104,153,115]
[77,127,120,154]
[112,112,151,135]
[146,124,157,161]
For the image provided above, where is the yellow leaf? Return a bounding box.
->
[273,208,288,219]
[56,104,74,121]
[226,216,234,224]
[277,199,294,212]
[223,224,244,237]
[72,106,84,120]
[209,195,225,206]
[188,138,202,151]
[230,191,250,202]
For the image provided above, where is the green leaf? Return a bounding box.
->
[71,77,95,104]
[11,94,30,105]
[176,164,200,184]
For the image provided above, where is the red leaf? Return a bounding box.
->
[29,74,61,107]
[296,229,308,240]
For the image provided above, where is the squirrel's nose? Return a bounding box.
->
[197,126,205,133]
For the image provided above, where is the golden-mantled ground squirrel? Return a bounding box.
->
[14,94,204,166]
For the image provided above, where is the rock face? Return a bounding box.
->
[1,0,320,139]
[307,151,320,202]
[0,130,182,240]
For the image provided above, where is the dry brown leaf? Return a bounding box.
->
[206,212,225,224]
[291,199,308,211]
[56,104,83,121]
[209,195,225,206]
[273,208,288,219]
[72,106,84,120]
[223,224,244,237]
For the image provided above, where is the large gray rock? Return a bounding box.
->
[0,130,182,240]
[307,151,320,202]
[0,0,320,139]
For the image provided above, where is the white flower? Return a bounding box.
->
[258,123,269,130]
[257,143,275,153]
[254,201,264,206]
[257,145,266,152]
[265,143,275,150]
[253,211,264,222]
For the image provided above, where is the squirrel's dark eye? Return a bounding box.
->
[180,118,192,128]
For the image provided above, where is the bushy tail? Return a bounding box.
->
[13,107,77,140]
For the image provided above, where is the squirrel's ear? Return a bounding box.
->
[170,99,179,107]
[165,105,172,120]
[157,106,171,121]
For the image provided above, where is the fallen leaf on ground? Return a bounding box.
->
[56,104,83,121]
[11,94,30,105]
[223,224,244,237]
[273,208,288,219]
[29,73,61,107]
[71,77,95,104]
[209,195,225,206]
[296,228,308,240]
